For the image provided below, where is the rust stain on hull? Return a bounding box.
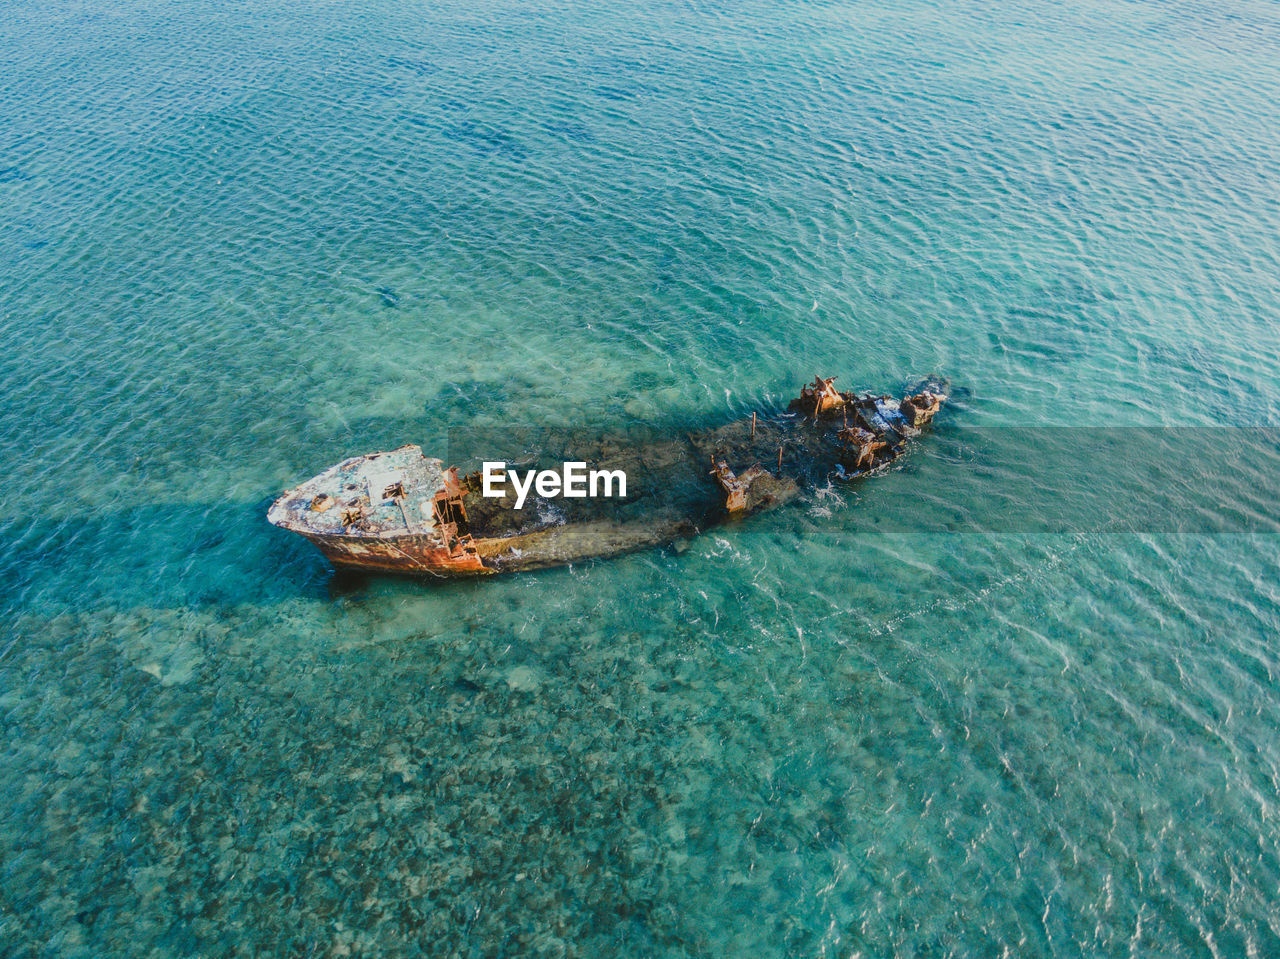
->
[311,532,493,576]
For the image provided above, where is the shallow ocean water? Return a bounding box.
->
[3,0,1280,955]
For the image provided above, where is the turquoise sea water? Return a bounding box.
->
[4,0,1280,954]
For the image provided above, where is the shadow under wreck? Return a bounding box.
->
[267,375,947,577]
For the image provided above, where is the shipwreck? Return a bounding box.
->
[267,376,946,577]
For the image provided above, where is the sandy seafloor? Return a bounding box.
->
[4,0,1280,955]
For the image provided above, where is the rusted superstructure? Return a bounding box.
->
[267,375,946,577]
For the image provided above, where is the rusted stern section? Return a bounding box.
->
[267,446,494,576]
[429,466,487,574]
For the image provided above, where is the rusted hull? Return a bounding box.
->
[310,516,702,577]
[310,532,493,576]
[270,375,948,580]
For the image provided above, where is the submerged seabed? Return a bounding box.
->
[4,0,1280,955]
